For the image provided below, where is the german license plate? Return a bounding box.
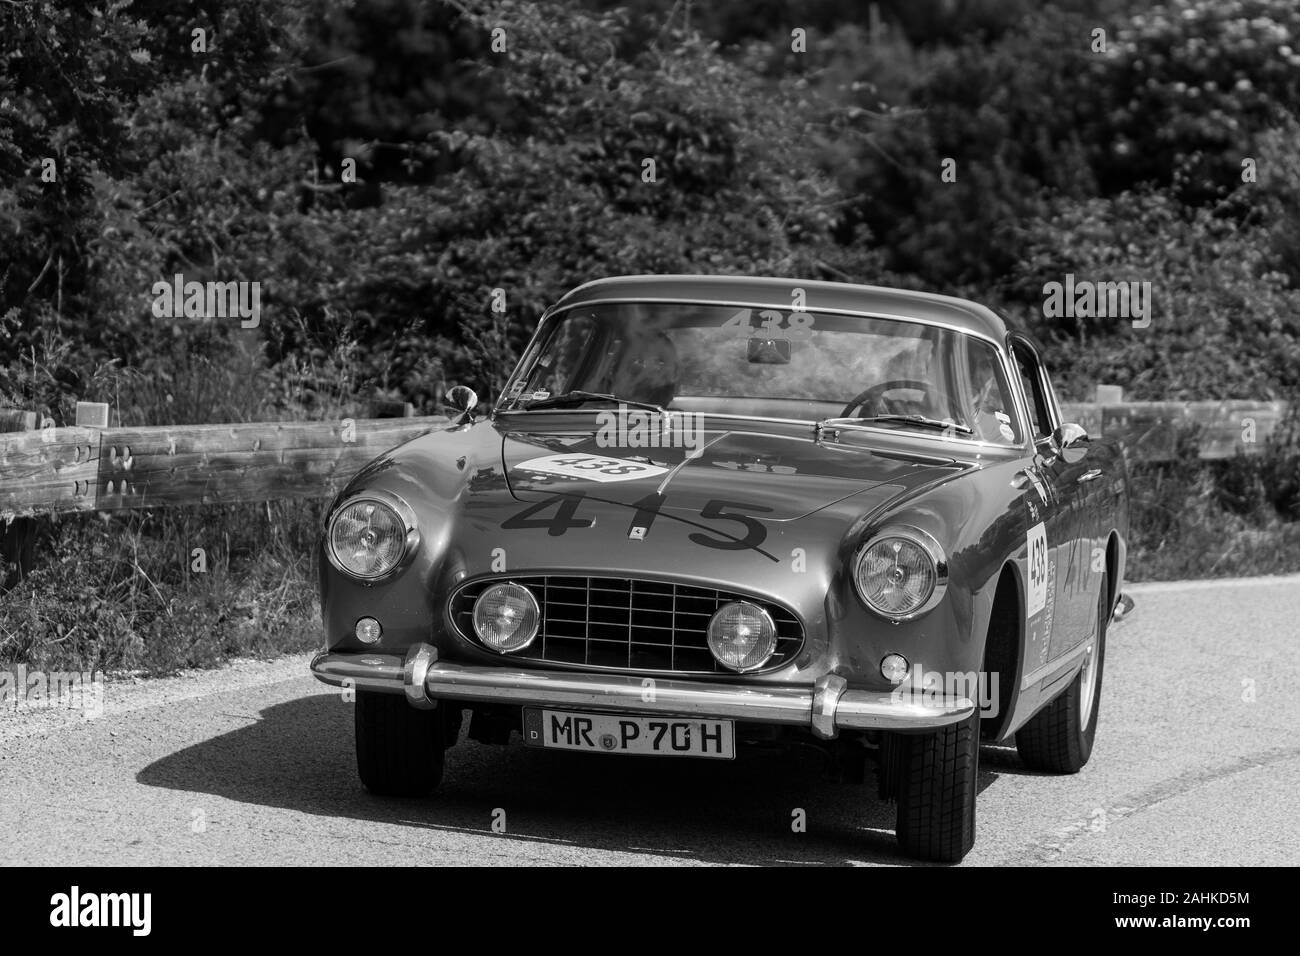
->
[523,708,734,759]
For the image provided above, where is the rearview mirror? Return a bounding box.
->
[747,337,791,364]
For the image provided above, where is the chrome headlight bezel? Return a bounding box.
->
[852,525,949,623]
[324,490,420,583]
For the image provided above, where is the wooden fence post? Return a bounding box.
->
[0,408,38,591]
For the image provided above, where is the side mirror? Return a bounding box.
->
[447,385,478,425]
[1053,422,1090,464]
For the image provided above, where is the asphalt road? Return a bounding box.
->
[2,574,1298,866]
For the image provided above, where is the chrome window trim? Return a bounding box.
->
[1008,333,1063,446]
[495,407,1024,452]
[541,296,1005,345]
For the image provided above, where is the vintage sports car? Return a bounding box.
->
[311,275,1133,862]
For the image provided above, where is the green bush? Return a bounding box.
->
[1006,189,1300,403]
[0,501,322,675]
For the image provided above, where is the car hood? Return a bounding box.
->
[500,425,958,521]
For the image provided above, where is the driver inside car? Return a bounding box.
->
[612,330,681,409]
[968,352,1017,443]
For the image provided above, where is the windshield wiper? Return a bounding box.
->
[516,390,667,415]
[861,414,973,434]
[816,414,973,436]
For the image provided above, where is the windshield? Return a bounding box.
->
[500,302,1023,444]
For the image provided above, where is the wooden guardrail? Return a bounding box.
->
[0,414,448,521]
[0,391,1293,523]
[1059,397,1290,461]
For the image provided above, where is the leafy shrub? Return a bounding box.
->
[1007,189,1300,403]
[1095,0,1300,203]
[0,501,322,675]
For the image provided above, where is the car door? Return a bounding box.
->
[1008,338,1081,682]
[1010,337,1096,666]
[1039,355,1113,658]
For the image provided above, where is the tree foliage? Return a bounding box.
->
[1,0,1299,420]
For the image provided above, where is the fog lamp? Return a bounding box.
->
[472,583,540,653]
[880,653,910,684]
[707,601,778,673]
[355,617,383,644]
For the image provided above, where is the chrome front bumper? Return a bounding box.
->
[311,643,976,739]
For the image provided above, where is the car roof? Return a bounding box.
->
[552,275,1010,342]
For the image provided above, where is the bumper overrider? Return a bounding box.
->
[310,643,977,739]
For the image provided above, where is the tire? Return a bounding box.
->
[1016,571,1108,774]
[894,710,980,863]
[355,691,448,796]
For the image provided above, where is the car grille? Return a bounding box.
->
[449,575,804,675]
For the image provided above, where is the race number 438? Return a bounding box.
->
[1027,522,1048,617]
[515,454,668,483]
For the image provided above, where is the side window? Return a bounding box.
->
[1013,343,1052,440]
[961,339,1022,444]
[531,315,600,396]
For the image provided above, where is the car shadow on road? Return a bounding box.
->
[138,692,1004,866]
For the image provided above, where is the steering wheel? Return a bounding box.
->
[840,379,963,421]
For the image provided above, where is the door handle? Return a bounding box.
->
[1013,468,1046,491]
[1078,469,1103,483]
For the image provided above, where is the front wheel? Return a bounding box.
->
[893,710,980,862]
[355,691,449,796]
[1016,571,1108,773]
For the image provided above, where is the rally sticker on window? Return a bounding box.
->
[1027,522,1048,617]
[516,454,668,483]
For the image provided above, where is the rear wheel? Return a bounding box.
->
[893,710,980,862]
[1016,571,1108,773]
[355,691,449,796]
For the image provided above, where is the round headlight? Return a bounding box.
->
[327,496,414,580]
[707,601,778,672]
[473,583,541,654]
[853,528,947,621]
